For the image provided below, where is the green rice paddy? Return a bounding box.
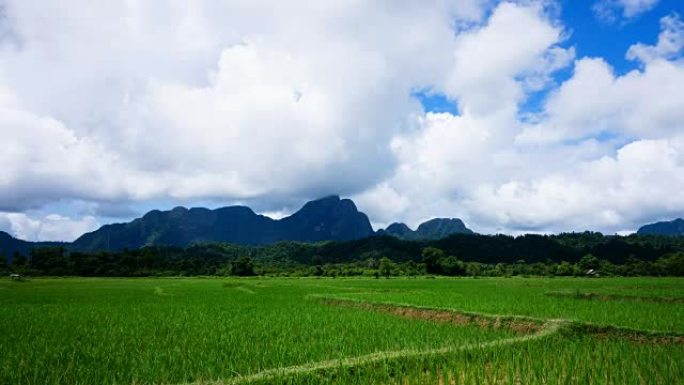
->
[1,277,683,384]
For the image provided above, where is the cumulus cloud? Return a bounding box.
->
[357,10,684,234]
[357,2,574,228]
[0,0,483,212]
[0,86,133,211]
[517,55,684,144]
[0,1,683,240]
[476,13,684,233]
[444,2,571,117]
[0,212,98,242]
[466,137,684,233]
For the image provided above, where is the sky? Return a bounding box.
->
[1,0,684,241]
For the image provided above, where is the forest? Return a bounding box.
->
[3,232,684,277]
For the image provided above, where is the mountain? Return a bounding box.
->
[72,195,374,251]
[382,223,413,238]
[1,196,473,257]
[637,218,684,236]
[278,196,374,242]
[378,218,473,240]
[0,231,32,259]
[0,231,65,261]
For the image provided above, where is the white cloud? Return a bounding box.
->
[0,0,484,212]
[517,55,684,144]
[593,0,660,22]
[1,1,683,240]
[465,137,684,232]
[497,14,684,232]
[444,2,571,117]
[0,86,133,210]
[133,38,403,198]
[356,2,574,229]
[0,212,99,242]
[621,0,661,17]
[358,11,684,234]
[627,13,684,63]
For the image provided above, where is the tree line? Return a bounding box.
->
[2,231,684,277]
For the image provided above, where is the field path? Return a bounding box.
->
[173,293,683,385]
[177,317,563,385]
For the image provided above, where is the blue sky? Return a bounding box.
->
[563,0,674,74]
[1,0,684,241]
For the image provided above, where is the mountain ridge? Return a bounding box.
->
[3,201,684,260]
[72,195,375,251]
[637,218,684,236]
[0,231,66,259]
[0,196,475,256]
[377,218,473,240]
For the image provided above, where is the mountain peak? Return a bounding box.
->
[417,218,472,236]
[298,195,342,209]
[317,194,341,201]
[379,218,473,240]
[281,196,373,242]
[385,222,412,235]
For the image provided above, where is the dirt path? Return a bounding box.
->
[320,297,546,334]
[172,295,683,385]
[180,320,563,385]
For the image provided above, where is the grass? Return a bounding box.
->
[0,278,512,384]
[269,334,684,385]
[317,277,684,332]
[1,276,682,384]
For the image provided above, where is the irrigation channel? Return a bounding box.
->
[173,293,684,385]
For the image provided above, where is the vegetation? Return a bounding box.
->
[4,235,684,277]
[320,277,684,332]
[1,277,682,384]
[273,334,684,385]
[0,278,511,384]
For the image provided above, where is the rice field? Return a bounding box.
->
[318,277,684,332]
[1,277,683,384]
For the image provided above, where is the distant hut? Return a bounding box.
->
[10,273,22,281]
[585,269,599,277]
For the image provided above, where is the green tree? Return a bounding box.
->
[365,257,378,269]
[404,260,421,276]
[493,263,508,277]
[231,257,255,276]
[439,256,464,276]
[555,261,577,276]
[512,259,528,276]
[422,247,444,274]
[465,262,483,277]
[578,254,600,271]
[11,252,27,272]
[30,247,69,275]
[378,257,395,278]
[0,254,7,274]
[656,252,684,276]
[598,259,617,276]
